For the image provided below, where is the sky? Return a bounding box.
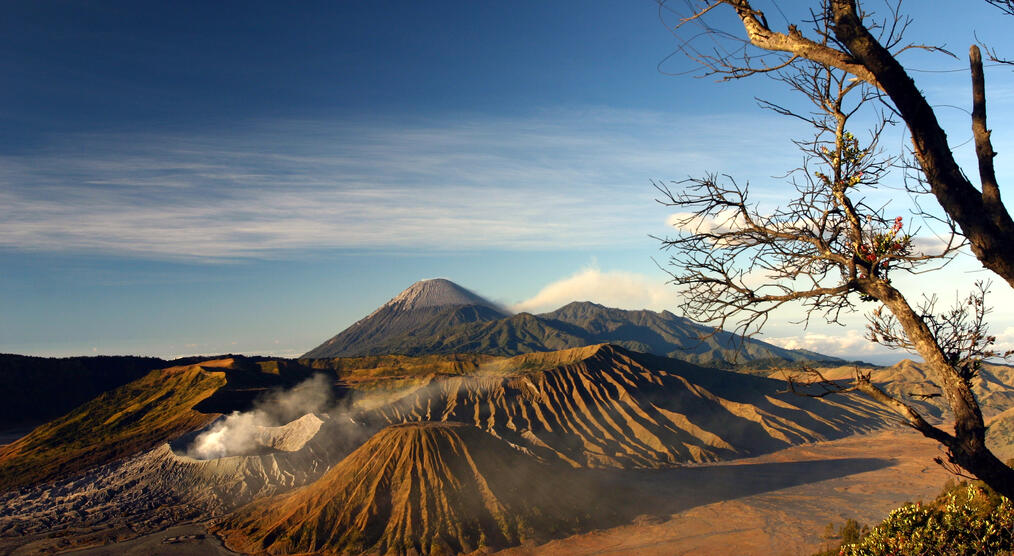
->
[2,1,1013,363]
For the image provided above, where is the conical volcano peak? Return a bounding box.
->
[382,278,503,313]
[301,279,509,358]
[214,420,609,556]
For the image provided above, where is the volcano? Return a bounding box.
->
[303,279,510,359]
[302,279,845,369]
[215,421,610,556]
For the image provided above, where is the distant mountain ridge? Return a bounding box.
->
[303,279,844,368]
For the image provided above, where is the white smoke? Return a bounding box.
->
[186,373,333,459]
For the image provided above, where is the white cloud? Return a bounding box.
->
[512,267,675,314]
[909,234,964,257]
[765,329,882,357]
[665,210,747,236]
[994,326,1014,354]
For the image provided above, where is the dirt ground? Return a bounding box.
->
[496,427,952,556]
[59,524,237,556]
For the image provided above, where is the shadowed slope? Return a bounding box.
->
[0,354,169,429]
[366,345,894,468]
[216,422,608,556]
[541,302,843,367]
[304,290,845,369]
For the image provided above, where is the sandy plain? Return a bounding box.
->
[497,427,951,556]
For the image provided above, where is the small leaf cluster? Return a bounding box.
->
[814,132,866,190]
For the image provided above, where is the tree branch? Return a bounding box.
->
[970,45,1001,209]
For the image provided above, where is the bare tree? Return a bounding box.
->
[984,1,1014,16]
[656,15,1014,495]
[661,0,1014,289]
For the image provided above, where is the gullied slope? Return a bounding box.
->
[987,408,1014,463]
[216,422,606,556]
[366,345,893,468]
[814,359,1014,420]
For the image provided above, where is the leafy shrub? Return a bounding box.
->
[837,481,1014,555]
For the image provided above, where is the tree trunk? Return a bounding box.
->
[829,0,1014,290]
[861,277,1014,498]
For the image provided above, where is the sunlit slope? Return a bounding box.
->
[366,344,894,468]
[0,358,328,490]
[987,408,1014,463]
[302,352,495,386]
[0,362,226,490]
[216,422,610,556]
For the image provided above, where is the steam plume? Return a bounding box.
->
[186,374,332,459]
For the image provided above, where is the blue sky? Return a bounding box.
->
[3,1,1013,362]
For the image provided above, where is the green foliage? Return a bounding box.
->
[831,480,1014,555]
[839,518,868,545]
[814,518,871,556]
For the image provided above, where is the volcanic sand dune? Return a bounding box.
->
[366,345,896,468]
[216,421,622,556]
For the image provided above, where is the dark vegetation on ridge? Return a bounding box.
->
[0,353,325,431]
[0,355,169,429]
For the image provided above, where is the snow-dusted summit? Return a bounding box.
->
[369,278,504,315]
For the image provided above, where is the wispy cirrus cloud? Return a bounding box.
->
[1,109,795,261]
